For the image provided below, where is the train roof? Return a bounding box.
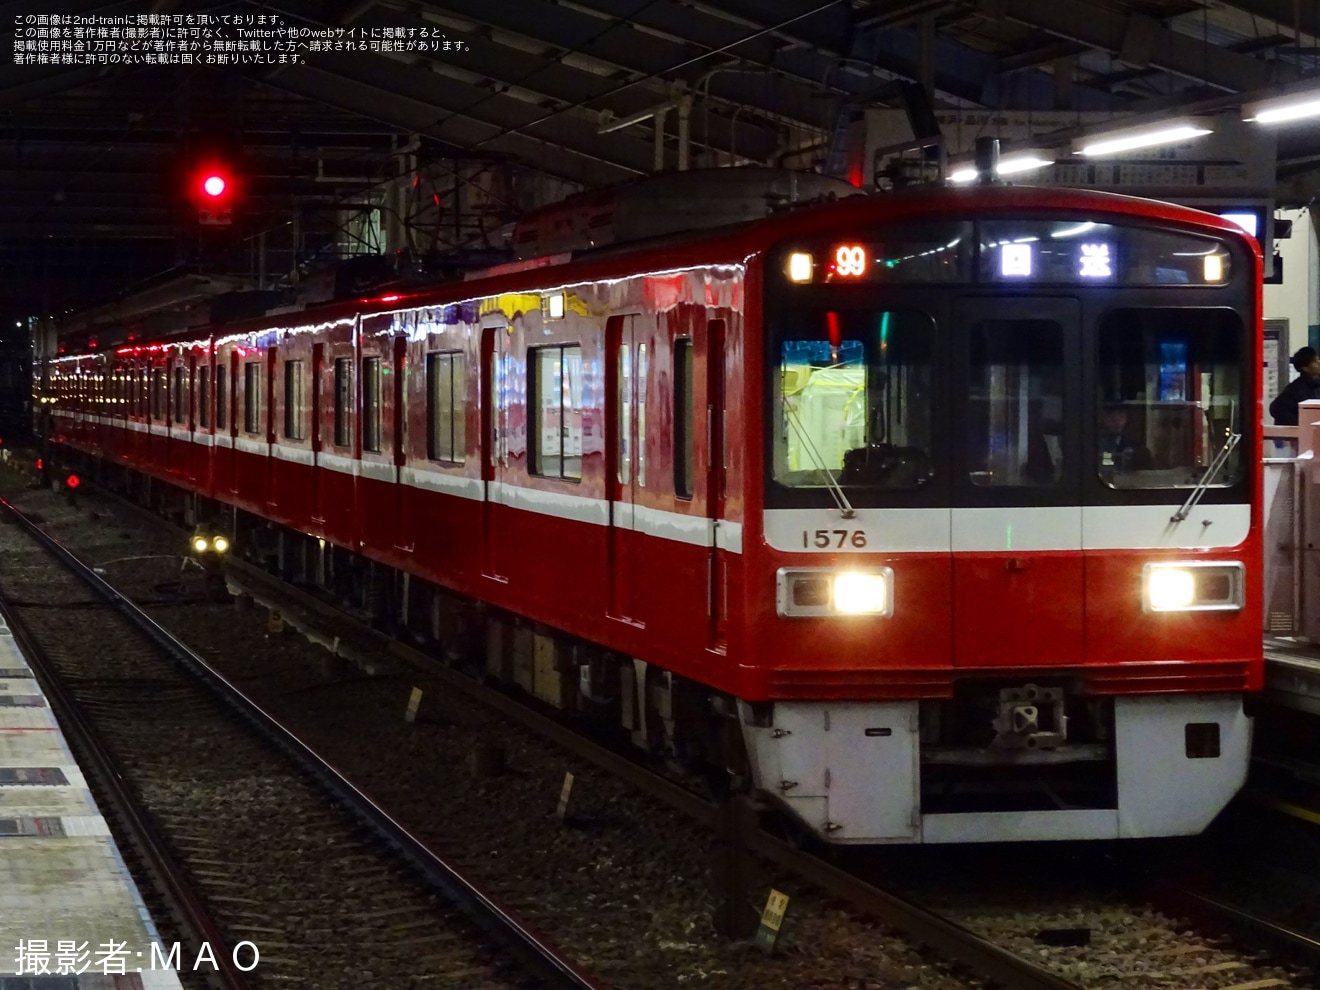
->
[78,184,1260,357]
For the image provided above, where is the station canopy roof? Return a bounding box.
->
[4,0,1318,319]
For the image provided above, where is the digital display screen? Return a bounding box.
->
[784,220,1232,286]
[987,221,1231,285]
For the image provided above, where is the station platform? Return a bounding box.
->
[0,616,183,989]
[1264,637,1320,716]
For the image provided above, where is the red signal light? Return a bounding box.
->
[35,458,42,470]
[66,474,80,489]
[202,174,227,198]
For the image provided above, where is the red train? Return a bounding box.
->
[44,181,1263,843]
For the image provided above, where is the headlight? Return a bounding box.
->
[1142,561,1244,612]
[832,572,888,614]
[1147,567,1195,609]
[777,567,893,618]
[212,536,229,554]
[192,537,209,553]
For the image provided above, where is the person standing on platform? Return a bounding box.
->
[1270,347,1320,426]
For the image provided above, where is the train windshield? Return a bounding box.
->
[774,309,933,490]
[1095,308,1242,489]
[770,303,1246,497]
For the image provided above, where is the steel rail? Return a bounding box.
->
[1141,879,1320,975]
[0,509,252,990]
[222,558,1083,990]
[58,476,1082,990]
[0,495,606,990]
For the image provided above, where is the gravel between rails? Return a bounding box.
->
[0,482,984,989]
[9,475,1314,990]
[0,499,545,990]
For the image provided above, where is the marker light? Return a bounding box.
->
[212,536,229,553]
[1203,254,1224,282]
[547,293,565,319]
[787,252,813,283]
[192,537,209,553]
[832,572,888,614]
[776,566,894,618]
[1146,567,1195,610]
[1143,562,1245,612]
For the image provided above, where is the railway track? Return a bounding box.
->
[6,469,1316,989]
[0,492,603,990]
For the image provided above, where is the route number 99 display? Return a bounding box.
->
[834,244,867,277]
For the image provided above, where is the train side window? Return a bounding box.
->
[426,351,465,463]
[362,356,382,452]
[198,368,210,429]
[618,345,631,484]
[243,361,262,434]
[283,359,305,440]
[215,366,227,431]
[530,344,583,481]
[674,338,695,498]
[334,358,352,447]
[151,370,164,421]
[173,366,186,424]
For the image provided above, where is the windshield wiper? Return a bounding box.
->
[782,395,856,519]
[1171,431,1241,523]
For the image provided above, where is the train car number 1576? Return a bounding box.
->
[803,529,868,549]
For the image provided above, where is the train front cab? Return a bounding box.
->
[738,199,1263,843]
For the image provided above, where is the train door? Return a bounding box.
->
[226,351,240,495]
[393,335,413,552]
[480,320,509,582]
[705,318,728,650]
[186,352,197,484]
[265,345,278,512]
[605,314,643,624]
[310,342,324,524]
[951,296,1083,668]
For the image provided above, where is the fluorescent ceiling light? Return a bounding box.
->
[1243,95,1320,125]
[1075,121,1212,157]
[1219,212,1258,238]
[1051,221,1096,239]
[948,153,1054,184]
[997,154,1055,175]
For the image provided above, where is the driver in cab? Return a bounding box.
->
[1098,402,1154,477]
